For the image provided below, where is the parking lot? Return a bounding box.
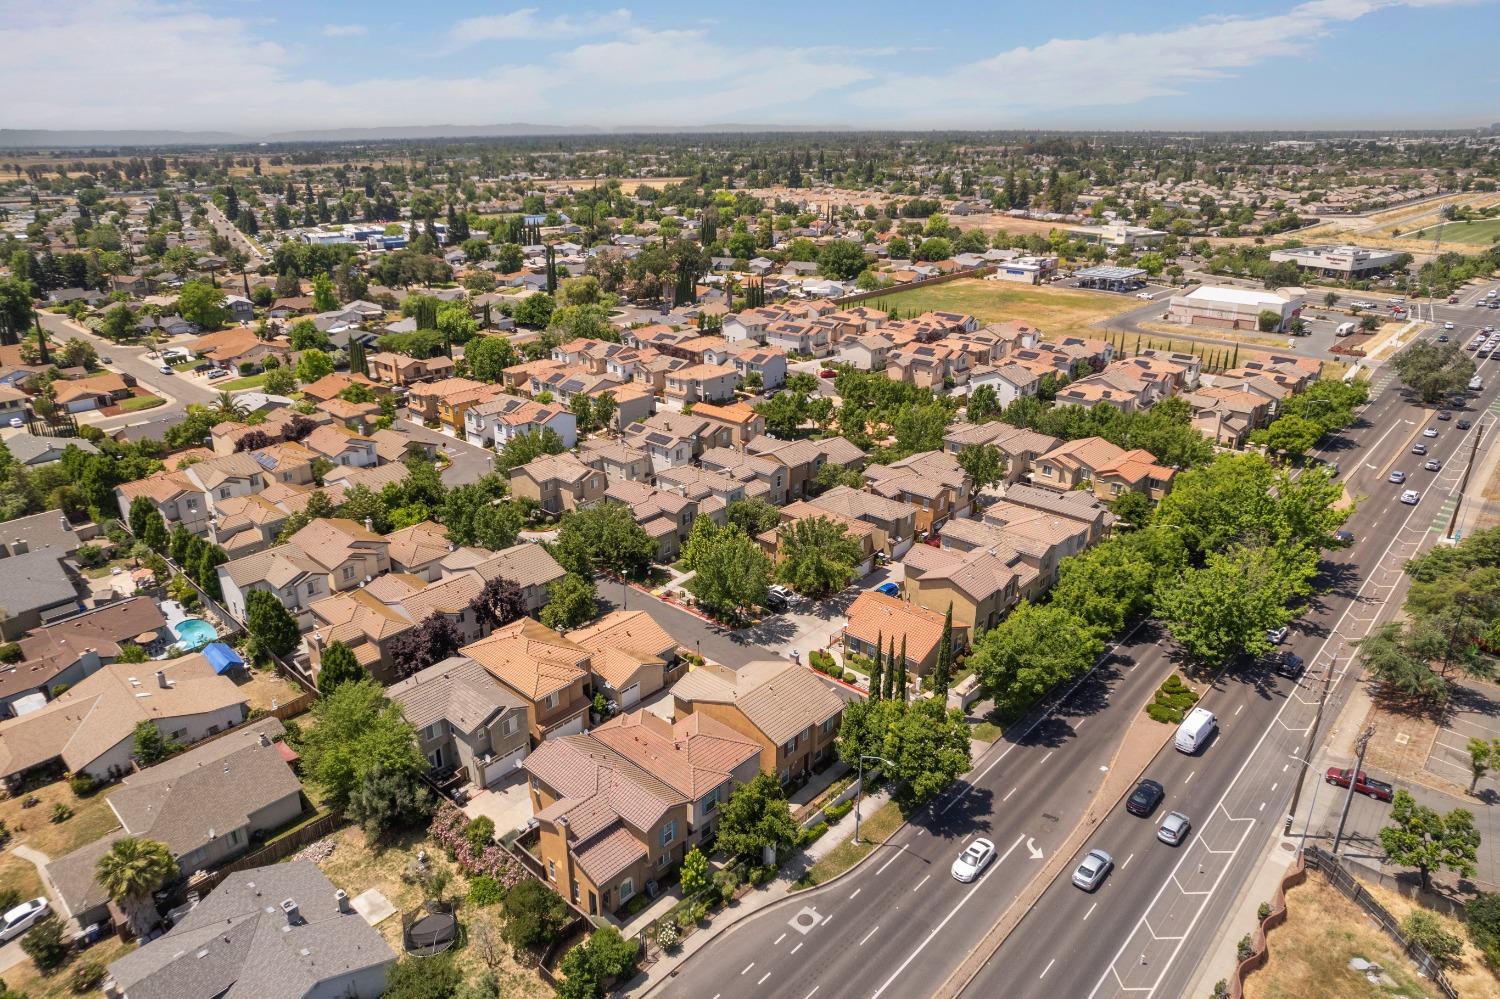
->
[1424,678,1500,794]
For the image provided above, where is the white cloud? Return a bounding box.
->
[849,0,1471,124]
[450,6,632,43]
[321,24,368,37]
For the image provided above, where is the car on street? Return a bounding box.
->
[1438,410,1453,421]
[1325,768,1394,802]
[1269,651,1305,679]
[1157,811,1191,847]
[100,355,111,364]
[1136,291,1155,300]
[1458,419,1473,430]
[765,585,793,612]
[1401,489,1421,505]
[1412,443,1427,455]
[1267,626,1289,644]
[1437,334,1449,343]
[1425,458,1442,472]
[951,838,996,882]
[1445,321,1456,330]
[0,897,50,942]
[158,364,173,375]
[818,370,836,379]
[873,582,901,597]
[1126,778,1165,817]
[1072,848,1114,892]
[1333,530,1356,544]
[1423,426,1439,437]
[1388,470,1406,484]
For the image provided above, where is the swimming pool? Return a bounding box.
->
[173,618,218,650]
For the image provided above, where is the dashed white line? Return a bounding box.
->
[792,942,804,955]
[1123,853,1136,869]
[1041,751,1054,764]
[860,925,881,946]
[849,888,861,900]
[741,963,755,976]
[1074,718,1087,730]
[1234,704,1244,717]
[1282,763,1289,773]
[758,971,771,985]
[774,933,786,946]
[876,850,902,876]
[914,874,931,892]
[1271,782,1278,793]
[1259,801,1266,812]
[803,988,820,999]
[1003,786,1017,802]
[1183,772,1194,785]
[1084,901,1098,921]
[1040,958,1057,979]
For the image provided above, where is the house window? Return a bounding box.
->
[543,691,560,710]
[547,860,557,881]
[822,717,837,735]
[422,723,441,741]
[571,879,580,904]
[219,487,231,499]
[342,566,355,581]
[782,736,797,756]
[500,716,515,737]
[618,878,634,902]
[660,820,676,847]
[306,579,320,595]
[703,786,720,812]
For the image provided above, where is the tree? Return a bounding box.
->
[382,954,463,999]
[680,847,710,897]
[1254,414,1324,458]
[557,927,638,999]
[1156,544,1304,663]
[724,497,782,537]
[300,678,427,809]
[1357,621,1448,702]
[0,277,36,346]
[776,516,864,598]
[1399,910,1463,966]
[288,318,330,351]
[295,347,334,383]
[966,384,1001,423]
[541,573,597,631]
[95,837,177,938]
[386,614,462,679]
[466,335,519,383]
[495,427,564,472]
[1466,891,1500,967]
[245,588,300,660]
[127,494,157,538]
[347,762,434,841]
[1256,309,1283,333]
[933,604,954,699]
[176,280,229,330]
[132,720,179,766]
[512,292,555,328]
[971,602,1101,715]
[316,640,366,694]
[1468,738,1499,794]
[468,576,526,631]
[501,878,570,954]
[717,772,799,861]
[956,443,1006,491]
[883,699,973,806]
[592,392,617,432]
[311,273,338,312]
[817,240,868,281]
[20,915,69,970]
[685,523,773,619]
[1378,789,1479,891]
[495,242,525,273]
[1392,341,1476,404]
[553,502,656,580]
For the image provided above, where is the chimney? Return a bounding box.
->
[280,899,301,926]
[155,670,169,689]
[335,888,350,914]
[258,732,271,748]
[59,515,68,532]
[364,516,373,532]
[12,539,26,555]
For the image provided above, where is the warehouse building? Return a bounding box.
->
[1167,286,1305,332]
[1267,244,1405,278]
[984,255,1059,285]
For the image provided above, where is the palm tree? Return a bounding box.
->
[211,390,248,421]
[95,837,177,938]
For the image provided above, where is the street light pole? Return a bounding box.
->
[1288,753,1325,852]
[1332,724,1376,856]
[854,754,892,845]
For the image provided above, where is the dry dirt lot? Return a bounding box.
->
[866,278,1137,337]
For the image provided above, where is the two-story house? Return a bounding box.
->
[388,657,532,789]
[863,451,972,536]
[508,453,606,515]
[462,618,593,743]
[843,591,971,679]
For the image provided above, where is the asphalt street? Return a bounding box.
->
[960,325,1500,999]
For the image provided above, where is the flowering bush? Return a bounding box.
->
[429,802,528,891]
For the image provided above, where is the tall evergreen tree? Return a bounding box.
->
[868,630,883,701]
[885,637,899,700]
[934,603,954,699]
[899,636,909,703]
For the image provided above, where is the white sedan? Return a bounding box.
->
[0,897,50,942]
[951,838,996,883]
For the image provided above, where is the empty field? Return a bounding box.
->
[864,279,1135,336]
[1406,217,1500,246]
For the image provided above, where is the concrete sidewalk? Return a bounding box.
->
[622,786,893,997]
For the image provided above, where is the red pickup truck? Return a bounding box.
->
[1325,768,1394,802]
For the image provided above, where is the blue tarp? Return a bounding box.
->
[201,642,244,674]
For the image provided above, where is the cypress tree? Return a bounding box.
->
[898,636,908,703]
[885,636,899,700]
[868,631,883,701]
[934,603,954,699]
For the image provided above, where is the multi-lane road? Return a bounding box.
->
[655,314,1500,999]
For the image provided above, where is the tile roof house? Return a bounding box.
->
[407,377,497,430]
[0,652,248,785]
[670,660,843,783]
[664,363,739,405]
[744,434,866,502]
[691,402,766,451]
[577,438,653,484]
[1032,437,1175,501]
[464,392,577,450]
[901,542,1033,632]
[388,657,531,790]
[385,520,453,581]
[569,610,678,709]
[0,597,167,718]
[729,345,787,390]
[886,342,971,390]
[46,718,301,928]
[301,425,379,469]
[368,351,455,386]
[217,517,391,627]
[603,482,703,562]
[843,591,969,680]
[462,618,594,743]
[105,859,395,999]
[863,450,973,536]
[508,452,606,515]
[437,541,567,617]
[808,485,916,558]
[622,411,726,473]
[942,421,1060,484]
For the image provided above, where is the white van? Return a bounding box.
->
[1175,707,1218,754]
[1335,322,1356,338]
[1471,374,1484,391]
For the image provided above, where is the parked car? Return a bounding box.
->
[1401,489,1421,505]
[0,898,50,942]
[208,368,231,380]
[874,582,901,597]
[1388,470,1407,484]
[1325,768,1394,802]
[765,584,793,612]
[158,364,173,375]
[818,369,837,379]
[1269,651,1304,679]
[1072,848,1114,892]
[99,355,111,364]
[1157,811,1191,847]
[6,416,22,428]
[1267,626,1289,645]
[951,838,996,883]
[1333,530,1356,544]
[1126,778,1165,817]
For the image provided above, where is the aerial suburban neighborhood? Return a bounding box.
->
[1,3,1500,999]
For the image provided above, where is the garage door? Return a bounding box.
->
[620,683,641,708]
[546,713,586,739]
[483,745,529,787]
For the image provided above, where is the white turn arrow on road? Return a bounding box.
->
[1026,837,1043,860]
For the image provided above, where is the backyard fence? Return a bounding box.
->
[175,810,347,902]
[833,265,996,306]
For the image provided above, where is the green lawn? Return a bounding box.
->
[1406,217,1500,245]
[864,279,1138,337]
[221,373,268,390]
[970,720,1003,743]
[793,799,905,889]
[119,394,165,412]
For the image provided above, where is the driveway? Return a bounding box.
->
[392,418,498,486]
[460,773,536,838]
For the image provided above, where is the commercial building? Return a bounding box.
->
[1167,286,1305,332]
[1267,244,1405,278]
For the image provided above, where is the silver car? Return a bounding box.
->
[951,838,996,883]
[0,897,50,942]
[1072,848,1113,892]
[1158,811,1191,847]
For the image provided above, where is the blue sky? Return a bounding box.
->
[4,0,1495,133]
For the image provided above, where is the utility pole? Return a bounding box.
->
[1332,724,1375,856]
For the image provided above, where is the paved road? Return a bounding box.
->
[203,202,266,268]
[391,417,497,486]
[959,344,1500,999]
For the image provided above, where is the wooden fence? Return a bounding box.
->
[833,265,996,306]
[177,811,347,901]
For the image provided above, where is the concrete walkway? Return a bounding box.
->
[621,787,893,997]
[1,844,54,972]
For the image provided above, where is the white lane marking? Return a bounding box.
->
[870,833,1027,999]
[1084,901,1098,921]
[1234,704,1244,717]
[1041,958,1057,979]
[1259,801,1266,812]
[849,888,861,900]
[1041,751,1054,764]
[860,925,880,946]
[741,963,755,976]
[914,874,931,892]
[803,988,819,999]
[1183,772,1194,785]
[775,933,786,946]
[1074,718,1087,730]
[1124,853,1135,869]
[792,941,804,955]
[758,971,771,985]
[1003,786,1017,802]
[1271,782,1278,792]
[1282,763,1289,773]
[877,850,903,876]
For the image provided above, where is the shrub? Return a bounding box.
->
[800,821,829,845]
[500,877,569,954]
[0,889,20,913]
[655,920,681,951]
[467,874,505,908]
[464,816,495,855]
[1469,891,1500,967]
[824,799,854,822]
[69,773,97,797]
[0,642,20,664]
[71,959,105,993]
[711,868,741,902]
[1257,901,1272,922]
[1401,910,1463,965]
[21,916,68,970]
[50,802,73,823]
[1235,933,1254,960]
[1146,675,1199,724]
[808,649,835,672]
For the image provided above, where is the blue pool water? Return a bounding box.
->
[173,618,218,650]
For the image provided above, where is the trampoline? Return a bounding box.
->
[404,907,459,956]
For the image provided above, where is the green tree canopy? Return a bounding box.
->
[776,515,864,598]
[717,772,799,861]
[300,678,427,809]
[1378,789,1480,891]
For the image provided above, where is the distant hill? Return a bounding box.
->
[0,121,853,149]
